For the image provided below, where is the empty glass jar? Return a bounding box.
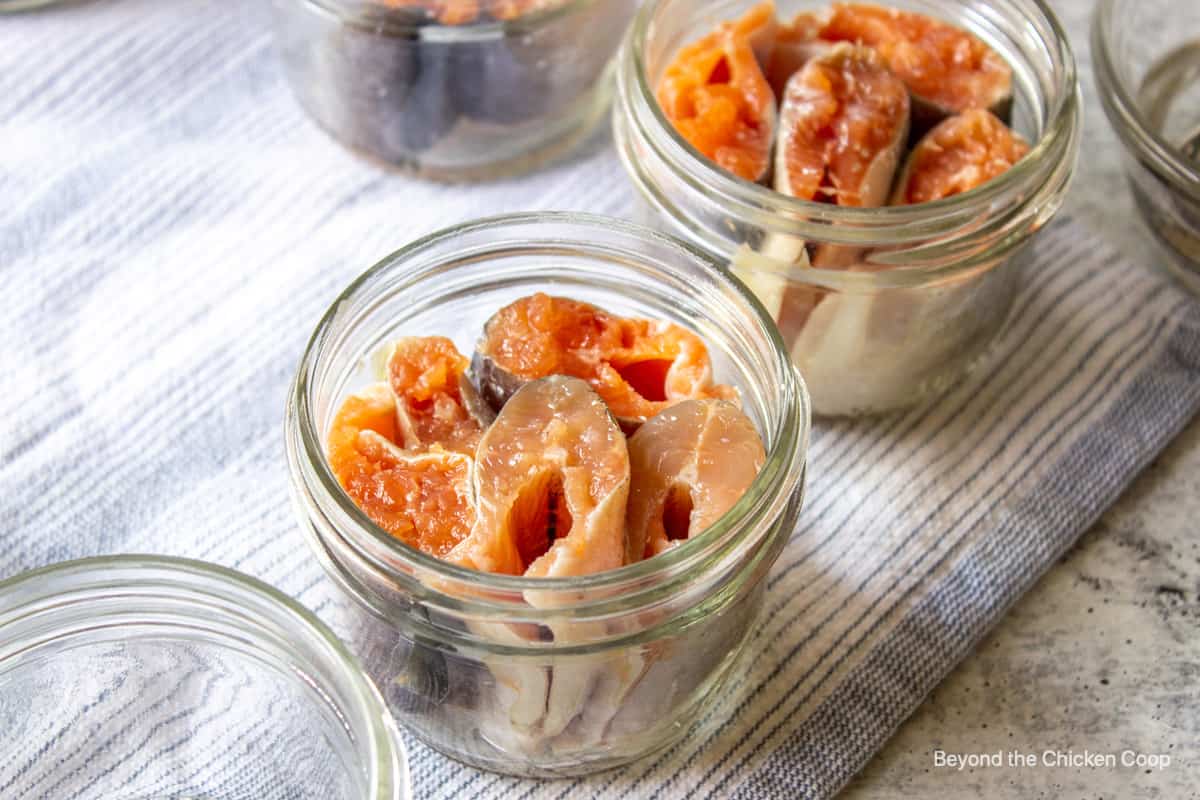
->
[1093,0,1200,291]
[0,555,410,800]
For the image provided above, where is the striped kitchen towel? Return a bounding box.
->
[2,1,1199,799]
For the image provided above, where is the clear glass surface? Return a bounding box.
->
[613,0,1081,416]
[0,556,410,800]
[0,0,73,11]
[284,212,810,777]
[271,0,638,180]
[1093,0,1200,290]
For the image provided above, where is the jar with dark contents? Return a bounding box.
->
[273,0,638,180]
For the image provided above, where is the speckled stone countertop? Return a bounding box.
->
[841,1,1200,797]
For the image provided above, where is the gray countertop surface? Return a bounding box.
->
[842,1,1200,797]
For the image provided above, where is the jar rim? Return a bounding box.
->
[1091,0,1200,202]
[615,0,1081,278]
[0,554,410,800]
[295,0,594,38]
[288,211,810,600]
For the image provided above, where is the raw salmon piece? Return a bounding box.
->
[656,2,779,182]
[891,109,1030,205]
[386,336,491,455]
[625,400,765,561]
[765,11,830,99]
[471,293,736,428]
[448,376,630,577]
[774,43,909,213]
[327,384,475,556]
[819,3,1013,134]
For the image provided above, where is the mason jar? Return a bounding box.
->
[1093,0,1200,292]
[0,555,410,800]
[284,212,810,777]
[613,0,1081,416]
[272,0,639,180]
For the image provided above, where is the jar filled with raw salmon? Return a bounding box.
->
[614,0,1081,416]
[272,0,638,180]
[284,213,810,776]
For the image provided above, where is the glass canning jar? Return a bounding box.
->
[284,212,810,777]
[614,0,1081,417]
[0,555,410,800]
[1093,0,1200,291]
[272,0,639,181]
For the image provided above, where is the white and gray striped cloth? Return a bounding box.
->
[3,2,1199,799]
